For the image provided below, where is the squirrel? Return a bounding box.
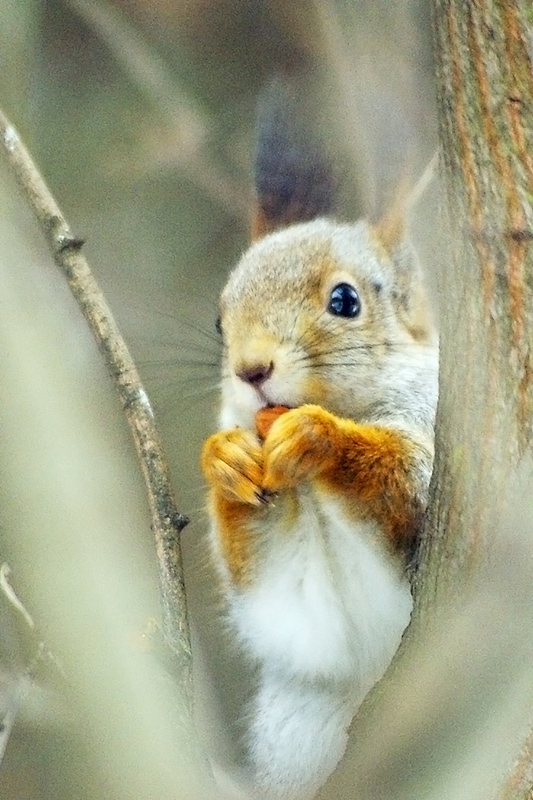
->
[201,80,438,800]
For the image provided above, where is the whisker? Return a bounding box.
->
[147,373,220,390]
[140,373,219,389]
[123,299,224,357]
[307,357,431,369]
[307,361,366,369]
[285,304,307,345]
[181,318,223,347]
[290,338,434,365]
[138,358,220,370]
[136,335,221,358]
[288,343,379,367]
[149,385,219,416]
[122,294,221,333]
[177,385,220,400]
[291,307,329,349]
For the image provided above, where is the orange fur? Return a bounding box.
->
[326,423,422,548]
[202,428,266,584]
[202,428,264,506]
[262,405,422,550]
[203,405,424,581]
[210,491,261,584]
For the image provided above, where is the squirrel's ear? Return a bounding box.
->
[251,76,338,241]
[373,165,437,343]
[373,193,407,257]
[372,156,436,256]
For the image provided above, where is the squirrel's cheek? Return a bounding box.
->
[302,373,329,406]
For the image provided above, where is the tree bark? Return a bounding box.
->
[417,0,533,607]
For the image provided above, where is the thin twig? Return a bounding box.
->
[0,110,192,690]
[0,563,65,678]
[0,564,35,630]
[65,0,250,221]
[0,566,65,766]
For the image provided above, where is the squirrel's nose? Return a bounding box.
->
[236,361,274,387]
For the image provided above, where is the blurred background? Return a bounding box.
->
[0,2,442,798]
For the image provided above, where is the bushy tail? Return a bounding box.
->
[252,74,339,239]
[248,669,356,799]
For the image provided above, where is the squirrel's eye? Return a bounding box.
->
[327,283,361,318]
[215,316,223,336]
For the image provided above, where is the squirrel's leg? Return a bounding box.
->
[262,404,431,551]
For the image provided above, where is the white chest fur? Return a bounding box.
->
[214,488,413,799]
[224,487,412,691]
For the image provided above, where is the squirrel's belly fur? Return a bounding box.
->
[214,488,412,681]
[209,487,412,798]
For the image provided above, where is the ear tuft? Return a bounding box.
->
[373,155,437,256]
[372,180,409,256]
[251,75,338,240]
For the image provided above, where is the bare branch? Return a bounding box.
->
[0,109,192,689]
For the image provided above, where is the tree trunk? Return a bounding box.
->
[416,1,533,797]
[417,0,533,606]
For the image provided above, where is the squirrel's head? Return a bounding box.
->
[216,79,437,432]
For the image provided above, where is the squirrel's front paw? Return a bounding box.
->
[202,429,265,506]
[262,404,338,492]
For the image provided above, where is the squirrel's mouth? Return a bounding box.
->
[255,387,293,410]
